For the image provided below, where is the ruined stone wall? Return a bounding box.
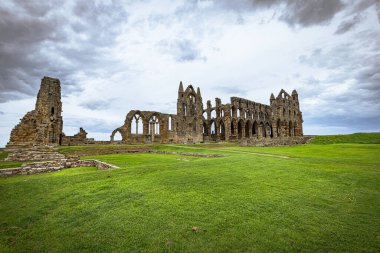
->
[61,127,95,146]
[113,81,304,145]
[7,77,63,148]
[0,158,119,178]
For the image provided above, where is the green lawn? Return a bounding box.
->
[0,152,22,170]
[310,132,380,144]
[0,136,379,252]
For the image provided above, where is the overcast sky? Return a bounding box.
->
[0,0,379,146]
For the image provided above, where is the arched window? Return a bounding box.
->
[220,109,224,118]
[168,116,172,131]
[252,121,258,135]
[203,122,208,135]
[131,114,143,134]
[237,109,241,118]
[114,131,122,141]
[238,121,243,139]
[245,121,250,138]
[203,111,207,119]
[211,110,216,119]
[149,116,160,135]
[211,121,216,134]
[219,122,225,140]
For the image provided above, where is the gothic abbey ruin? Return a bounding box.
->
[111,82,304,145]
[6,77,304,148]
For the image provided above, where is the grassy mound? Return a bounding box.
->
[310,132,380,144]
[1,143,379,252]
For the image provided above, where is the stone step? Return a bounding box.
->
[4,147,65,162]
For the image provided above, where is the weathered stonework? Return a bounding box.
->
[111,82,304,145]
[6,77,63,148]
[4,145,65,162]
[61,127,96,146]
[6,76,304,148]
[0,157,119,178]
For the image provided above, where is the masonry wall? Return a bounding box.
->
[111,82,304,145]
[7,77,63,147]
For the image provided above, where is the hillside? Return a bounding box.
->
[309,132,380,144]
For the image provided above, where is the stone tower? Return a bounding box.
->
[176,82,204,142]
[7,76,63,147]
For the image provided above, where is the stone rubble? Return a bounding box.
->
[0,156,119,178]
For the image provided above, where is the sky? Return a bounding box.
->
[0,0,379,147]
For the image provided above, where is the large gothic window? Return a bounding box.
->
[149,116,160,135]
[131,114,143,134]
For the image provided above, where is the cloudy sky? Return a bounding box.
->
[0,0,379,146]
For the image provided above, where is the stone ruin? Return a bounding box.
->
[61,127,95,145]
[111,82,304,146]
[6,76,63,148]
[6,77,304,149]
[6,77,96,149]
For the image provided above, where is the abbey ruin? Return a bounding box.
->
[6,77,304,148]
[111,82,304,146]
[7,77,63,148]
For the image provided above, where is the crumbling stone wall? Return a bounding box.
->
[112,82,304,145]
[6,77,63,148]
[61,127,95,145]
[0,157,119,177]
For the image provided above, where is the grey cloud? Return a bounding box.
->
[335,14,362,35]
[204,0,344,27]
[0,1,128,103]
[215,86,247,96]
[0,111,4,115]
[297,29,380,129]
[351,0,379,17]
[80,100,111,110]
[279,0,345,27]
[157,39,206,62]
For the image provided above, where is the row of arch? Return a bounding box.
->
[110,110,301,142]
[204,107,299,123]
[202,119,299,141]
[203,107,271,121]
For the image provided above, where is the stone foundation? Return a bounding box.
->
[4,145,65,161]
[0,157,119,178]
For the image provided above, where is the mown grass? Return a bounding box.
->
[310,132,380,144]
[0,135,379,252]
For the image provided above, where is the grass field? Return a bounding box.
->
[0,134,379,252]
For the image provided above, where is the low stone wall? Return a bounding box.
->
[0,158,119,178]
[4,145,65,162]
